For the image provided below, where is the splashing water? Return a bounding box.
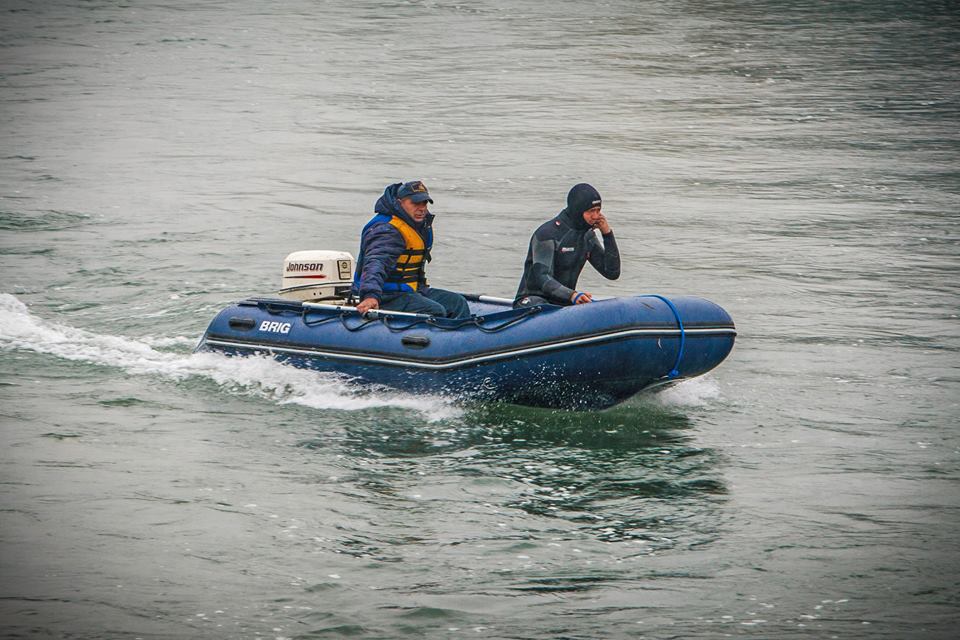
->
[139,335,200,348]
[0,293,461,418]
[655,376,722,408]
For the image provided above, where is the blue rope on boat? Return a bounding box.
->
[642,294,685,379]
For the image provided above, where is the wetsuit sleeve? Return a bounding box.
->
[357,223,406,301]
[587,231,621,280]
[529,235,575,303]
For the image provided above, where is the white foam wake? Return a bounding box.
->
[0,293,461,418]
[654,375,722,407]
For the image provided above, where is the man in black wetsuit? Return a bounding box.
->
[514,183,620,307]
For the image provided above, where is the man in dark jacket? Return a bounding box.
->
[514,183,620,307]
[352,181,470,319]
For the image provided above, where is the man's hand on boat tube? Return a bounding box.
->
[571,291,593,304]
[356,297,380,315]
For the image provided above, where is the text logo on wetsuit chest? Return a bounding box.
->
[259,321,291,334]
[560,247,575,253]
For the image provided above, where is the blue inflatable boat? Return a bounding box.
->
[195,293,736,410]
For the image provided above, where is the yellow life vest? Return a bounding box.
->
[355,213,432,293]
[386,216,429,291]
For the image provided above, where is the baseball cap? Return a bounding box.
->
[397,180,433,204]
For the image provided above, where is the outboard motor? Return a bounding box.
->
[277,250,354,303]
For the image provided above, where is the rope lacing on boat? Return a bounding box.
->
[302,306,544,333]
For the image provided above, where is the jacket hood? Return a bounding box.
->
[375,183,434,230]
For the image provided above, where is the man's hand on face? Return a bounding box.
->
[355,297,380,314]
[582,207,611,234]
[594,213,611,235]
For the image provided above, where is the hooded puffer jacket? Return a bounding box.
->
[352,183,434,302]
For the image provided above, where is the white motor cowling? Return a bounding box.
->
[277,250,354,303]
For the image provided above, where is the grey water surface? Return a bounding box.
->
[2,1,959,638]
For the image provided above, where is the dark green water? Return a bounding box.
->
[2,1,958,638]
